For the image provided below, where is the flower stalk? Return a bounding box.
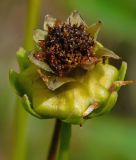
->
[12,98,28,160]
[58,122,71,160]
[47,119,62,160]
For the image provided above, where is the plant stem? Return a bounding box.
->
[12,0,42,160]
[12,98,28,160]
[58,122,72,160]
[47,119,62,160]
[24,0,42,50]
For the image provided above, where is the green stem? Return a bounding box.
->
[12,98,28,160]
[47,119,62,160]
[58,122,72,160]
[12,0,42,160]
[24,0,42,50]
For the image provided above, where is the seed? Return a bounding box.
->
[35,23,98,76]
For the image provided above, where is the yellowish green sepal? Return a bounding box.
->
[16,48,30,71]
[11,62,121,124]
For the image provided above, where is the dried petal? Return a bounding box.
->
[33,29,47,44]
[87,21,102,40]
[43,15,56,31]
[38,69,75,90]
[109,80,134,92]
[95,44,120,59]
[83,102,98,118]
[28,52,54,73]
[82,64,95,71]
[66,10,87,27]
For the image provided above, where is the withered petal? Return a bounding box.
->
[87,21,102,40]
[95,42,120,59]
[43,15,56,31]
[38,69,75,90]
[28,52,54,73]
[66,10,87,27]
[33,29,47,44]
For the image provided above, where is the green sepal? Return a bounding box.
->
[89,91,118,118]
[113,61,127,92]
[118,61,127,80]
[101,91,118,113]
[88,62,127,118]
[13,62,118,124]
[9,69,24,96]
[22,94,43,119]
[16,48,30,71]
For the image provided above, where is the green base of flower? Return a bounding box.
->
[9,48,127,124]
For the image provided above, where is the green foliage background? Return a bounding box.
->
[67,0,136,40]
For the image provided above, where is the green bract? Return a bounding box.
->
[9,11,127,125]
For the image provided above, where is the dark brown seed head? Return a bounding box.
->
[34,23,97,76]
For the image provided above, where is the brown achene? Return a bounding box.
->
[34,23,98,76]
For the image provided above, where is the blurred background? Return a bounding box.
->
[0,0,136,160]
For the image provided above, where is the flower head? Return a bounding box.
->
[29,11,120,90]
[9,11,131,125]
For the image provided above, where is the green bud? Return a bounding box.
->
[9,11,129,125]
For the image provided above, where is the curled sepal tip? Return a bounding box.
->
[22,94,43,119]
[118,61,127,81]
[89,91,118,118]
[16,48,29,71]
[9,69,24,96]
